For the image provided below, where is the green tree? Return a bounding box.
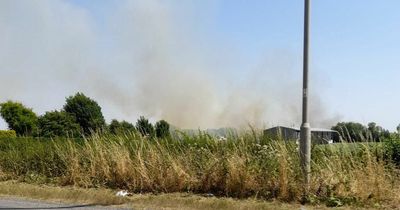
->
[109,119,120,134]
[0,101,38,136]
[332,122,367,142]
[63,93,105,135]
[38,111,81,138]
[136,116,154,137]
[367,122,390,141]
[109,119,136,135]
[367,122,380,141]
[155,120,170,138]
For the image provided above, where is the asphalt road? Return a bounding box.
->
[0,197,131,210]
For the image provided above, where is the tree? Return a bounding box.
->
[367,122,380,141]
[332,121,390,142]
[136,116,154,137]
[38,111,81,138]
[367,122,391,141]
[397,124,400,134]
[0,101,38,136]
[109,119,136,135]
[331,122,367,142]
[63,93,105,135]
[109,119,120,134]
[155,120,170,138]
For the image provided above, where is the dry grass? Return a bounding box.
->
[127,193,303,210]
[0,181,375,210]
[0,180,126,206]
[0,131,400,208]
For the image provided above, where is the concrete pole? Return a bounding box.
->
[300,0,311,189]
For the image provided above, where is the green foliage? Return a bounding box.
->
[38,111,81,138]
[155,120,170,139]
[0,137,65,177]
[63,93,105,135]
[332,122,367,142]
[367,122,390,141]
[0,101,38,136]
[332,122,390,142]
[136,116,154,137]
[331,121,389,142]
[325,197,344,207]
[383,135,400,165]
[109,119,136,135]
[0,130,16,138]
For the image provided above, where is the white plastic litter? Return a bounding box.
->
[116,190,132,197]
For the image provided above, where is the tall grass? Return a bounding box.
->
[0,131,399,206]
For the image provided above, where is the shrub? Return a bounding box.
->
[64,93,105,135]
[0,130,16,138]
[38,111,81,138]
[383,135,400,165]
[0,101,38,136]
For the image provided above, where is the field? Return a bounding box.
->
[0,131,399,208]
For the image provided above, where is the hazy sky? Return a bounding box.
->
[1,0,399,130]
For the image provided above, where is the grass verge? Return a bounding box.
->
[0,181,374,210]
[0,180,126,206]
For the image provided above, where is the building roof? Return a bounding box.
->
[310,128,337,132]
[265,126,338,133]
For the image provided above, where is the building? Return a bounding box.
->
[264,126,341,144]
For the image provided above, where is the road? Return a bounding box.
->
[0,197,131,210]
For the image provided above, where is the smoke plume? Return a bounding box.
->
[0,0,340,129]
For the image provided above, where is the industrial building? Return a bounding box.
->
[264,126,341,144]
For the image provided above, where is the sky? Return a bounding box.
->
[0,0,399,131]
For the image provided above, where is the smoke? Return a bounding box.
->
[0,0,340,129]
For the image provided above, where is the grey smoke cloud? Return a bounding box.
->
[0,0,340,130]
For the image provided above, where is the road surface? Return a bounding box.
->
[0,197,130,210]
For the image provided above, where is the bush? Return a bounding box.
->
[38,111,81,138]
[0,130,16,138]
[383,135,400,165]
[0,101,38,136]
[64,93,105,135]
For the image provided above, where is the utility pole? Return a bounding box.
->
[300,0,311,189]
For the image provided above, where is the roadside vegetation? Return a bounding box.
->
[1,92,400,208]
[0,181,315,210]
[0,133,400,208]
